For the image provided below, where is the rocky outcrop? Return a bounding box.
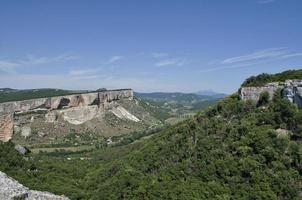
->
[0,89,133,114]
[0,171,69,200]
[283,80,302,108]
[0,114,13,142]
[59,105,103,125]
[110,105,140,122]
[240,82,282,102]
[0,89,134,141]
[240,80,302,108]
[14,144,29,155]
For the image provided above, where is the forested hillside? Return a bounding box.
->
[241,69,302,87]
[0,70,302,199]
[83,90,302,199]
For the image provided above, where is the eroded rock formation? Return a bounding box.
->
[240,80,302,108]
[0,114,13,142]
[0,89,134,142]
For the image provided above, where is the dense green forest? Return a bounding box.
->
[1,70,302,199]
[241,69,302,87]
[0,88,89,103]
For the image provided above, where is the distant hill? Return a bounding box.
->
[135,92,217,101]
[135,92,223,124]
[195,90,227,98]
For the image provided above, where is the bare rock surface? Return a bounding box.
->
[110,105,140,122]
[59,105,103,125]
[21,126,32,138]
[0,114,13,142]
[0,171,69,200]
[0,89,134,142]
[241,80,302,108]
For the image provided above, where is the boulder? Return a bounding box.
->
[21,126,32,138]
[38,131,47,137]
[14,144,29,155]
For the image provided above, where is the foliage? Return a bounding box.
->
[257,91,270,106]
[241,69,302,87]
[0,88,89,103]
[82,92,302,199]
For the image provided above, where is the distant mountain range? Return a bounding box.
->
[194,90,227,98]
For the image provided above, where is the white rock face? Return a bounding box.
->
[110,105,140,122]
[283,80,302,107]
[45,111,58,123]
[0,171,69,200]
[0,114,13,142]
[59,105,103,125]
[0,89,134,142]
[241,80,302,108]
[240,82,282,102]
[21,126,32,138]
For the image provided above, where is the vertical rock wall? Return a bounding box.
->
[0,114,13,142]
[240,80,302,108]
[0,89,133,142]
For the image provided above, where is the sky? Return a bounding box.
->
[0,0,301,93]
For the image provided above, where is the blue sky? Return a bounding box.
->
[0,0,301,93]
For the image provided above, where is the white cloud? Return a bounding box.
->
[199,61,264,73]
[155,58,187,67]
[21,53,78,65]
[106,56,123,64]
[281,52,302,58]
[222,47,288,64]
[0,60,20,74]
[152,52,169,58]
[0,53,78,74]
[258,0,276,4]
[69,68,100,76]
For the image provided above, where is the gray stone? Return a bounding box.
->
[38,131,47,137]
[241,79,302,108]
[0,171,69,199]
[21,126,32,138]
[45,111,58,123]
[14,144,29,155]
[240,83,282,102]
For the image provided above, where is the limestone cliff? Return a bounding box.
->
[0,89,135,142]
[240,79,302,108]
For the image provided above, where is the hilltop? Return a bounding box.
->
[241,69,302,87]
